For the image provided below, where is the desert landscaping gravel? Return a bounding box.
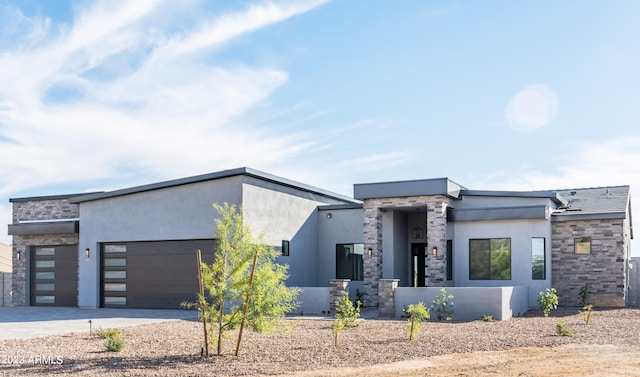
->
[0,307,639,376]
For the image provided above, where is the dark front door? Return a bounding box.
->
[30,245,78,306]
[411,243,427,287]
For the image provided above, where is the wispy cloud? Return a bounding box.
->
[0,0,330,199]
[470,136,640,193]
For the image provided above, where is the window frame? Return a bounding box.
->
[446,240,453,281]
[574,237,591,254]
[281,240,290,256]
[335,243,364,281]
[469,238,512,281]
[531,237,546,280]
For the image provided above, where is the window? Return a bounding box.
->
[575,237,591,254]
[531,237,545,280]
[469,238,511,280]
[336,244,364,281]
[281,240,290,256]
[446,240,453,281]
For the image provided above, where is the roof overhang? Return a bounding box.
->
[460,190,568,206]
[354,178,465,200]
[448,205,549,222]
[8,220,79,236]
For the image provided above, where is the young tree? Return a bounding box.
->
[200,203,299,356]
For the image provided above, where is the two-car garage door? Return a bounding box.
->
[101,239,216,309]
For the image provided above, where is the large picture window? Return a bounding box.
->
[336,244,364,281]
[469,238,511,280]
[531,237,545,280]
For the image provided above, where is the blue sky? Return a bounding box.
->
[0,0,639,255]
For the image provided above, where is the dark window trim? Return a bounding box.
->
[531,237,546,280]
[446,240,453,281]
[574,237,592,254]
[335,243,364,281]
[281,240,290,256]
[469,238,512,281]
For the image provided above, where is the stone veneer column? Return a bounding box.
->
[329,279,350,313]
[426,200,449,286]
[363,202,382,307]
[378,279,399,317]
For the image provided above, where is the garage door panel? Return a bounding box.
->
[101,239,215,309]
[30,245,78,307]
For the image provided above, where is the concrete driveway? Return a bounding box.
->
[0,307,198,340]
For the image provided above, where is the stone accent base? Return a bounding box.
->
[329,279,350,313]
[378,279,399,317]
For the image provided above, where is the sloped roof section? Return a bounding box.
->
[68,167,358,205]
[553,185,631,220]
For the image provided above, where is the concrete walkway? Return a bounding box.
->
[0,307,198,340]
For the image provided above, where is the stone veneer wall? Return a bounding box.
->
[329,279,350,313]
[11,198,80,306]
[363,195,452,307]
[551,218,627,307]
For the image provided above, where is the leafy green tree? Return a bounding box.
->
[404,302,430,340]
[201,203,299,356]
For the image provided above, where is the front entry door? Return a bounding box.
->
[411,243,427,287]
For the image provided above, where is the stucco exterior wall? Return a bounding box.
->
[77,176,243,307]
[317,207,363,288]
[551,218,627,307]
[450,218,552,308]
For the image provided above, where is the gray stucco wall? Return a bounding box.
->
[317,207,363,287]
[77,176,244,307]
[450,218,552,308]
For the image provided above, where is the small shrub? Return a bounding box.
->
[579,283,591,307]
[105,332,124,352]
[537,288,558,317]
[355,289,364,308]
[404,302,430,340]
[431,288,454,320]
[556,320,572,336]
[481,314,495,322]
[580,305,595,325]
[331,319,345,347]
[97,328,124,352]
[179,301,198,310]
[335,291,360,327]
[95,328,120,339]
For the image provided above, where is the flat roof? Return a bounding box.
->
[354,177,466,200]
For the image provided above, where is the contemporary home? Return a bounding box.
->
[8,167,634,316]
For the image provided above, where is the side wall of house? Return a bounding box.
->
[551,218,627,307]
[317,207,363,291]
[11,198,80,306]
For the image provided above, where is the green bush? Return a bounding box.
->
[431,288,454,320]
[335,291,360,327]
[556,320,571,336]
[404,302,430,341]
[331,318,345,347]
[481,314,495,322]
[537,288,558,317]
[105,332,124,352]
[95,328,120,340]
[579,283,591,307]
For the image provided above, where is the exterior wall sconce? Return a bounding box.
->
[432,246,437,257]
[326,213,332,219]
[368,248,372,258]
[85,248,90,259]
[16,251,21,261]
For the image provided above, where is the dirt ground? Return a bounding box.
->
[287,344,640,377]
[1,308,639,376]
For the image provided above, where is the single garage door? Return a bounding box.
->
[30,245,78,306]
[101,239,216,309]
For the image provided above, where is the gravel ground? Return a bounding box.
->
[0,307,639,376]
